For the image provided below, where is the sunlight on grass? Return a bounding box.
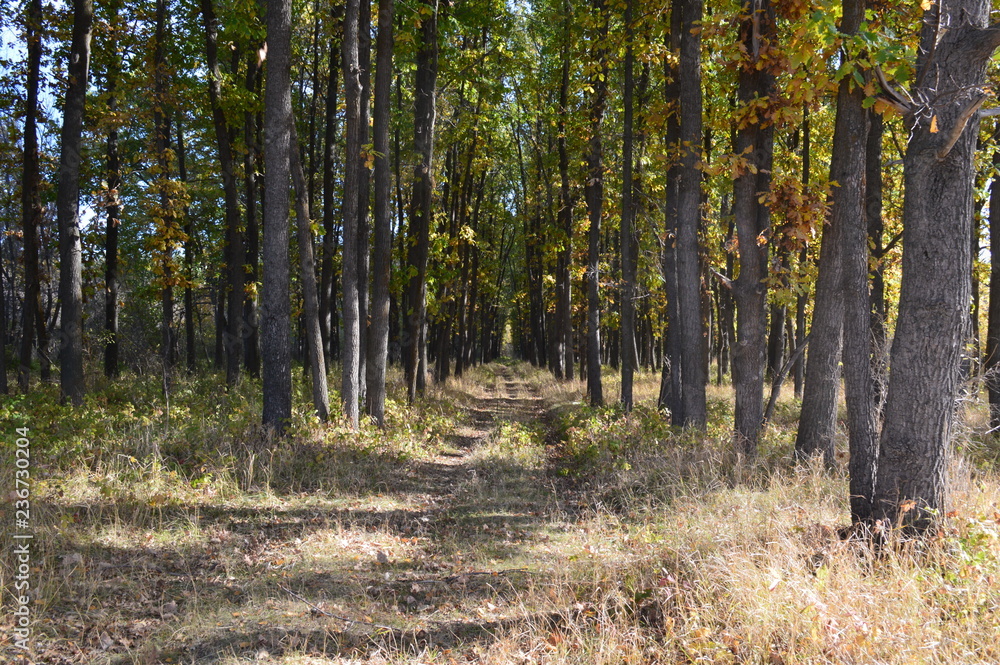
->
[3,363,1000,663]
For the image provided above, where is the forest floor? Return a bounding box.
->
[5,362,1000,664]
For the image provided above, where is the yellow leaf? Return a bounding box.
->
[921,0,932,9]
[930,115,939,133]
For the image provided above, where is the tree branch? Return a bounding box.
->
[710,268,733,291]
[874,66,913,114]
[937,94,987,160]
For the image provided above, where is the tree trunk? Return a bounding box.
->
[104,66,122,379]
[244,57,262,378]
[357,0,373,404]
[57,0,93,406]
[321,21,342,366]
[555,0,574,381]
[366,0,394,427]
[584,0,608,407]
[290,119,330,421]
[19,0,44,394]
[405,0,439,403]
[153,0,176,383]
[832,0,877,523]
[874,0,1000,529]
[987,151,1000,430]
[341,0,364,426]
[176,117,196,373]
[676,0,706,427]
[262,0,293,434]
[659,2,683,418]
[200,0,244,388]
[620,0,637,411]
[730,0,773,454]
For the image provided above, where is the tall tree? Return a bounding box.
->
[200,0,245,388]
[19,0,44,393]
[366,0,395,427]
[584,0,608,407]
[873,0,1000,528]
[341,0,364,426]
[620,0,637,411]
[675,0,706,427]
[987,149,1000,431]
[555,0,574,382]
[103,0,123,379]
[404,0,439,403]
[262,0,293,433]
[290,119,330,421]
[56,0,94,406]
[836,0,876,523]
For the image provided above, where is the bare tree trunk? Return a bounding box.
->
[405,0,439,403]
[176,117,196,373]
[200,0,244,388]
[584,0,608,407]
[341,0,364,426]
[19,0,44,394]
[244,56,262,378]
[57,0,93,405]
[289,119,330,421]
[262,0,293,433]
[104,61,122,379]
[676,0,706,427]
[366,0,394,427]
[320,21,342,367]
[874,0,1000,529]
[833,0,877,523]
[620,0,637,411]
[987,150,1000,431]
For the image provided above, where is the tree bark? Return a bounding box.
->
[244,56,262,378]
[555,0,574,381]
[262,0,293,433]
[620,0,637,411]
[676,0,706,427]
[366,0,394,427]
[584,0,608,407]
[321,19,342,365]
[200,0,245,388]
[290,119,330,421]
[19,0,44,394]
[341,0,364,426]
[57,0,93,406]
[176,117,196,373]
[874,0,1000,529]
[833,0,877,523]
[404,0,439,403]
[987,150,1000,430]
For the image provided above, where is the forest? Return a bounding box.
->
[4,0,1000,661]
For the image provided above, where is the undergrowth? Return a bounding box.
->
[2,362,1000,664]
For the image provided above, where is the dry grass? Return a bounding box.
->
[3,363,1000,664]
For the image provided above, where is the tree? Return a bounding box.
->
[19,0,45,394]
[620,0,637,411]
[366,0,395,427]
[341,0,364,426]
[584,0,608,407]
[872,0,1000,528]
[56,0,94,406]
[262,0,293,433]
[289,119,329,421]
[404,0,440,403]
[836,0,877,523]
[199,0,244,389]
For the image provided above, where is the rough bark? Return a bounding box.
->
[19,0,44,393]
[404,0,439,403]
[833,0,876,523]
[555,2,574,381]
[357,0,373,404]
[676,0,706,427]
[57,0,93,406]
[366,0,394,427]
[262,0,293,433]
[200,0,244,388]
[320,23,342,365]
[987,151,1000,430]
[620,0,637,411]
[176,117,195,373]
[874,1,1000,529]
[584,0,608,407]
[244,56,262,378]
[731,0,773,453]
[289,119,330,421]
